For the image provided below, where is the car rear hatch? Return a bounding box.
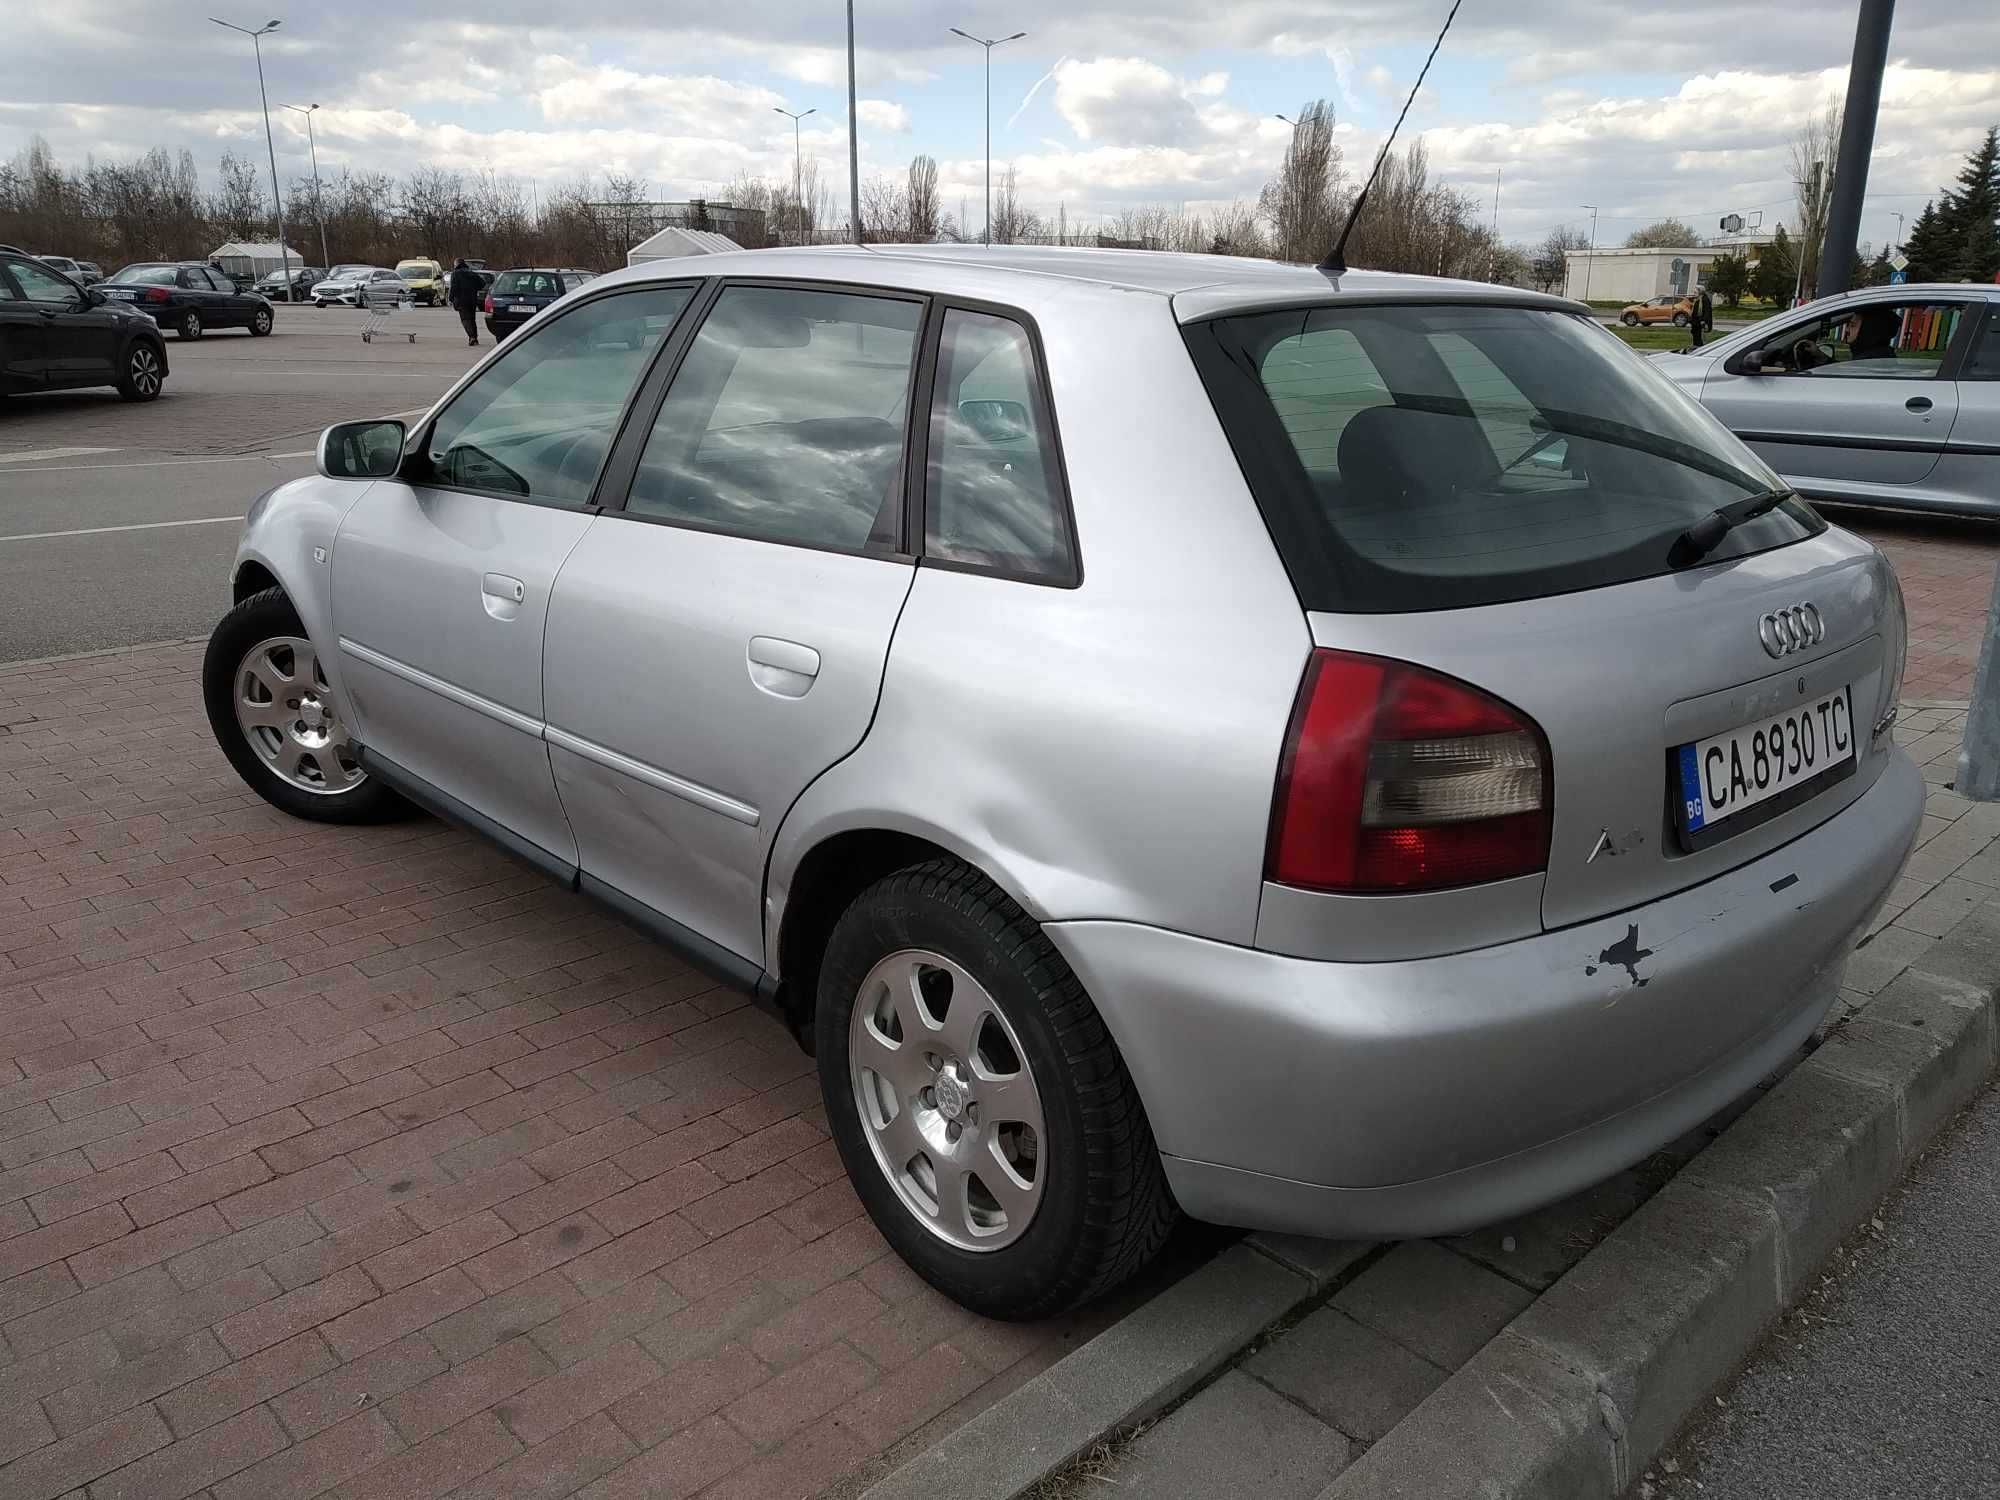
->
[1182,296,1906,943]
[489,272,561,317]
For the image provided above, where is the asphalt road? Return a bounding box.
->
[1650,1079,2000,1499]
[0,301,481,663]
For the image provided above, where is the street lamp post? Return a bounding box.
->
[209,17,290,294]
[773,107,816,247]
[283,103,329,276]
[1580,202,1600,302]
[949,26,1026,245]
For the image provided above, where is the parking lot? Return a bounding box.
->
[0,304,481,663]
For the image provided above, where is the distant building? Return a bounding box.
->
[625,227,741,267]
[588,200,768,253]
[1562,231,1778,302]
[207,241,307,281]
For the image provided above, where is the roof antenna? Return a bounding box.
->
[1322,0,1465,277]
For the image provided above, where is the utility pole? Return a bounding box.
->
[950,25,1026,245]
[1580,203,1599,301]
[1817,0,1894,301]
[209,17,290,293]
[1489,166,1501,281]
[283,103,328,273]
[774,106,816,246]
[1891,209,1905,252]
[846,1,861,246]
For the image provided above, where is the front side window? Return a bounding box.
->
[422,285,695,505]
[924,308,1075,582]
[1189,303,1822,613]
[10,260,76,302]
[625,284,922,552]
[1753,300,1964,378]
[0,264,23,300]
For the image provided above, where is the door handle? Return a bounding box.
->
[747,636,821,698]
[1906,396,1933,412]
[480,572,526,622]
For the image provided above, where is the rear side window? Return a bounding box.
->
[423,285,695,505]
[1966,306,2000,380]
[625,285,922,552]
[924,308,1075,583]
[1186,304,1823,613]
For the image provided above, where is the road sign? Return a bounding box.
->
[1890,269,1907,284]
[1888,251,1909,271]
[1719,213,1744,233]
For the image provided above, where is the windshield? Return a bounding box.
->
[327,265,370,278]
[108,265,179,286]
[1186,304,1822,613]
[397,264,433,279]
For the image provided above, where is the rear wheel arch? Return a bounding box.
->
[770,827,1044,1043]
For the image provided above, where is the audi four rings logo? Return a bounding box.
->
[1758,604,1825,659]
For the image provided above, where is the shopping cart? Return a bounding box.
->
[361,299,416,344]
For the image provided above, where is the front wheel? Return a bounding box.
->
[202,588,411,824]
[1673,312,1690,327]
[250,307,273,336]
[117,342,163,402]
[1621,312,1640,326]
[817,859,1177,1320]
[178,310,202,341]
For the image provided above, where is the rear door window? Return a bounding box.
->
[1186,303,1823,613]
[494,272,560,298]
[624,284,922,552]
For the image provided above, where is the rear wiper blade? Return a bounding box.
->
[1668,488,1796,570]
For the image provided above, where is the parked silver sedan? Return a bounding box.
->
[1652,284,2000,517]
[202,246,1921,1318]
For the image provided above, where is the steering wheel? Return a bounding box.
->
[1791,337,1836,371]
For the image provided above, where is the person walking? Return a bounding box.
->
[446,258,482,347]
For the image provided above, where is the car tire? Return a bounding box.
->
[116,341,165,403]
[178,310,202,341]
[250,307,273,337]
[816,857,1178,1320]
[1621,312,1640,326]
[1673,312,1689,327]
[202,588,412,826]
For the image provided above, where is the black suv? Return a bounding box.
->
[0,245,168,401]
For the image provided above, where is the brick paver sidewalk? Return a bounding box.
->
[0,644,1104,1500]
[1845,512,1994,704]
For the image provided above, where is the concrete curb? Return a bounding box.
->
[861,913,1996,1500]
[859,1239,1368,1500]
[1321,940,1997,1499]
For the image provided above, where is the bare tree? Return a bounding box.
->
[1791,98,1841,297]
[1337,141,1495,277]
[906,155,941,242]
[1623,218,1702,248]
[859,173,906,242]
[1532,224,1589,292]
[1258,99,1343,263]
[211,150,265,239]
[990,165,1041,245]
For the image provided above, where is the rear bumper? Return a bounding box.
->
[1046,748,1922,1240]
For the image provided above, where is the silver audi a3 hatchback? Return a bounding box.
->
[203,245,1922,1319]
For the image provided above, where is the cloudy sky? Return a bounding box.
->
[5,1,1998,250]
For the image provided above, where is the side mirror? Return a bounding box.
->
[318,419,406,480]
[85,287,106,307]
[960,398,1032,443]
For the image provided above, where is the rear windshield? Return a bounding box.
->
[492,271,560,297]
[108,265,179,286]
[1186,304,1822,613]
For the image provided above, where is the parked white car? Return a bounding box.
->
[311,266,407,309]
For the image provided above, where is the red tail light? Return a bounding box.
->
[483,293,494,314]
[1267,650,1552,894]
[144,287,170,303]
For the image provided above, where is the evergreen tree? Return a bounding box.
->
[1708,251,1750,306]
[1865,246,1891,286]
[1934,127,1998,282]
[1751,224,1795,303]
[1901,200,1954,282]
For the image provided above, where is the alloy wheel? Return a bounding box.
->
[232,636,364,795]
[180,311,201,339]
[253,309,272,335]
[127,346,161,397]
[848,949,1047,1251]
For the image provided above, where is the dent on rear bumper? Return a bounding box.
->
[1046,748,1923,1240]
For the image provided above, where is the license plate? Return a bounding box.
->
[1675,684,1856,835]
[509,304,536,313]
[106,289,135,299]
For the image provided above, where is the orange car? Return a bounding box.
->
[1619,294,1694,326]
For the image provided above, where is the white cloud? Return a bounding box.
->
[858,99,910,132]
[1050,57,1210,147]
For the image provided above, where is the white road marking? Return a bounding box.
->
[0,451,315,475]
[0,447,115,463]
[0,516,242,544]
